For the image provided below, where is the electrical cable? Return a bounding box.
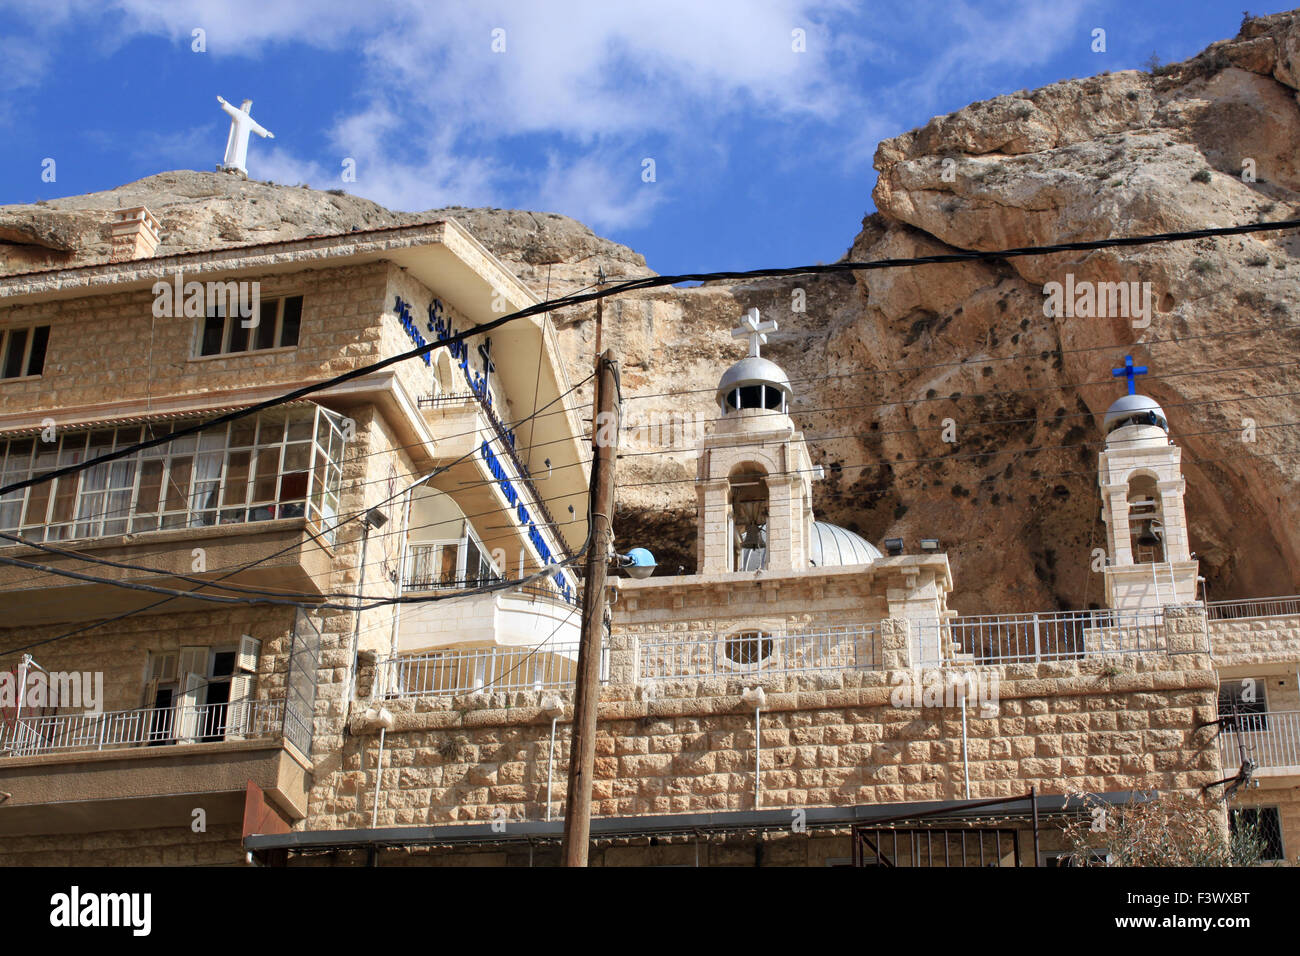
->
[4,216,1297,499]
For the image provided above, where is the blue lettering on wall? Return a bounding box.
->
[476,439,573,601]
[393,296,433,366]
[421,298,572,602]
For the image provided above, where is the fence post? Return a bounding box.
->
[97,714,106,751]
[1032,614,1042,664]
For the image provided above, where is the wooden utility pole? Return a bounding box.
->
[563,281,619,865]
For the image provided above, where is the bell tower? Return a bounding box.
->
[1097,357,1199,610]
[696,309,816,574]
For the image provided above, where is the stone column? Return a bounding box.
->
[880,618,912,670]
[1163,603,1208,655]
[1157,478,1190,562]
[764,476,796,572]
[698,479,732,573]
[607,629,640,684]
[1103,483,1132,565]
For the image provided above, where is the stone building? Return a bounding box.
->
[0,207,1296,867]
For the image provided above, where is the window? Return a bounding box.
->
[404,523,502,592]
[0,405,348,545]
[0,325,49,379]
[1229,807,1284,861]
[729,464,769,571]
[724,630,774,666]
[197,295,303,357]
[144,636,261,745]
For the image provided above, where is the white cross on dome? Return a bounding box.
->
[732,307,778,358]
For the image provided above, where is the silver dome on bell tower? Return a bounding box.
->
[716,308,793,414]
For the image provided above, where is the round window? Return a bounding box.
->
[724,631,773,665]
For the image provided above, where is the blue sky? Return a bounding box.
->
[0,1,1291,275]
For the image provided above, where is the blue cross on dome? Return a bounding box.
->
[1111,355,1148,395]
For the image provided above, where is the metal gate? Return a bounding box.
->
[852,826,1022,867]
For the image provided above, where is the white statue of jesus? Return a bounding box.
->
[216,96,274,177]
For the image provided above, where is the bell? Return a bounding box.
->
[740,523,766,549]
[1136,519,1159,548]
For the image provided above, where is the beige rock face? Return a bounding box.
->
[3,12,1298,612]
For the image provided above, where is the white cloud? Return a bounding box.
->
[4,0,1107,230]
[532,151,667,231]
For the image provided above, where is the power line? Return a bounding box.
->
[7,372,1295,612]
[0,374,596,658]
[616,388,1300,458]
[0,543,586,613]
[615,420,1300,490]
[5,216,1297,500]
[621,318,1300,401]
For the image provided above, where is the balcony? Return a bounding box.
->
[416,391,570,564]
[0,517,333,625]
[397,579,581,655]
[377,642,607,698]
[1208,595,1300,621]
[913,608,1167,667]
[0,404,347,624]
[0,608,320,837]
[0,694,312,836]
[1218,710,1300,778]
[2,695,309,755]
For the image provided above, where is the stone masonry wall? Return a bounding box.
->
[0,822,245,867]
[0,263,391,419]
[1,604,297,716]
[1209,614,1300,669]
[311,630,1223,831]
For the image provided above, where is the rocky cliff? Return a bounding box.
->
[3,11,1298,612]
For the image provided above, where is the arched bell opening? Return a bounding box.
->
[1125,473,1166,564]
[728,463,769,571]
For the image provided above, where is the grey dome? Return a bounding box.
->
[717,357,792,413]
[809,522,882,567]
[1103,394,1168,433]
[718,357,791,394]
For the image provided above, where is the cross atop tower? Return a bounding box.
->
[1111,355,1149,395]
[732,307,778,358]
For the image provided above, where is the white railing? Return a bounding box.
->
[1208,595,1300,621]
[0,696,291,758]
[378,643,605,698]
[638,625,880,682]
[914,608,1166,667]
[1219,710,1300,774]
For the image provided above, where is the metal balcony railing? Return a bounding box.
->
[377,642,605,698]
[914,608,1166,667]
[1207,595,1300,621]
[1218,710,1300,774]
[0,696,299,758]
